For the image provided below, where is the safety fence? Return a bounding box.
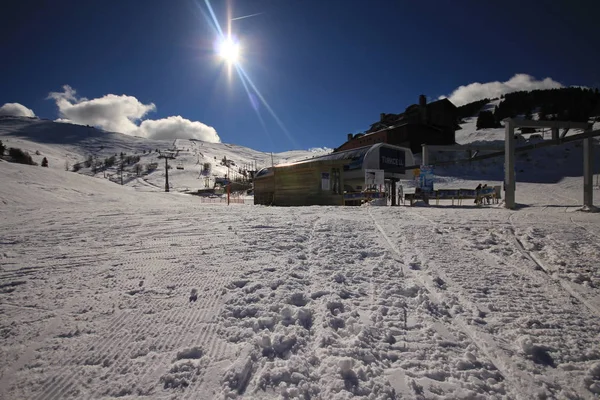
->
[193,196,253,205]
[404,186,501,206]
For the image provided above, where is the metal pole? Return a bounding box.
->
[422,144,429,166]
[504,119,516,209]
[583,137,593,207]
[164,157,169,192]
[551,127,559,142]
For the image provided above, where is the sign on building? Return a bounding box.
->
[365,169,384,189]
[321,172,330,190]
[419,165,434,193]
[379,146,406,172]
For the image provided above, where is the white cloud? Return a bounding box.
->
[54,118,73,124]
[48,85,155,134]
[47,85,221,143]
[138,116,220,142]
[0,102,36,117]
[440,74,564,106]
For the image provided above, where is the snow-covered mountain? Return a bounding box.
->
[0,116,332,192]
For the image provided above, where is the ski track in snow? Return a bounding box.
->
[369,208,521,398]
[2,190,600,399]
[2,113,600,398]
[369,206,600,399]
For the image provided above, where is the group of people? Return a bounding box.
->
[474,183,491,205]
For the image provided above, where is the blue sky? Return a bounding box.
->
[1,0,598,152]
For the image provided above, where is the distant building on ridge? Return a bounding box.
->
[334,95,461,154]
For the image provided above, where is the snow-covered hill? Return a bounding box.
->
[428,101,600,184]
[0,116,331,192]
[455,98,600,146]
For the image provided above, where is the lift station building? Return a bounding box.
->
[253,143,415,206]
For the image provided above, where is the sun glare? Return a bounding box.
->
[218,37,240,64]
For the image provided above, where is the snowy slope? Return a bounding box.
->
[0,117,331,192]
[0,159,144,208]
[1,160,599,399]
[429,101,600,184]
[1,108,600,399]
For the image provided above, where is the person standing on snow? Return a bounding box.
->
[474,183,482,204]
[482,184,490,204]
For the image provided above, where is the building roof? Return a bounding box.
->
[271,143,414,171]
[255,146,374,177]
[282,145,374,166]
[429,98,458,110]
[368,98,458,131]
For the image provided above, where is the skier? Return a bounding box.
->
[474,183,482,205]
[482,184,490,204]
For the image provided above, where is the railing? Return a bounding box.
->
[194,196,253,205]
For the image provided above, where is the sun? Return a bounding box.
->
[218,37,240,64]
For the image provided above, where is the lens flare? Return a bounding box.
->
[218,37,240,64]
[200,0,298,148]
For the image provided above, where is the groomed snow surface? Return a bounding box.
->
[2,112,600,399]
[1,161,600,400]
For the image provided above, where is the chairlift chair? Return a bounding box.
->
[176,161,184,170]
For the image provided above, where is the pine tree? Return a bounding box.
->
[476,111,496,130]
[8,148,36,165]
[105,155,116,167]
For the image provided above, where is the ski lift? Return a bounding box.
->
[176,161,184,170]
